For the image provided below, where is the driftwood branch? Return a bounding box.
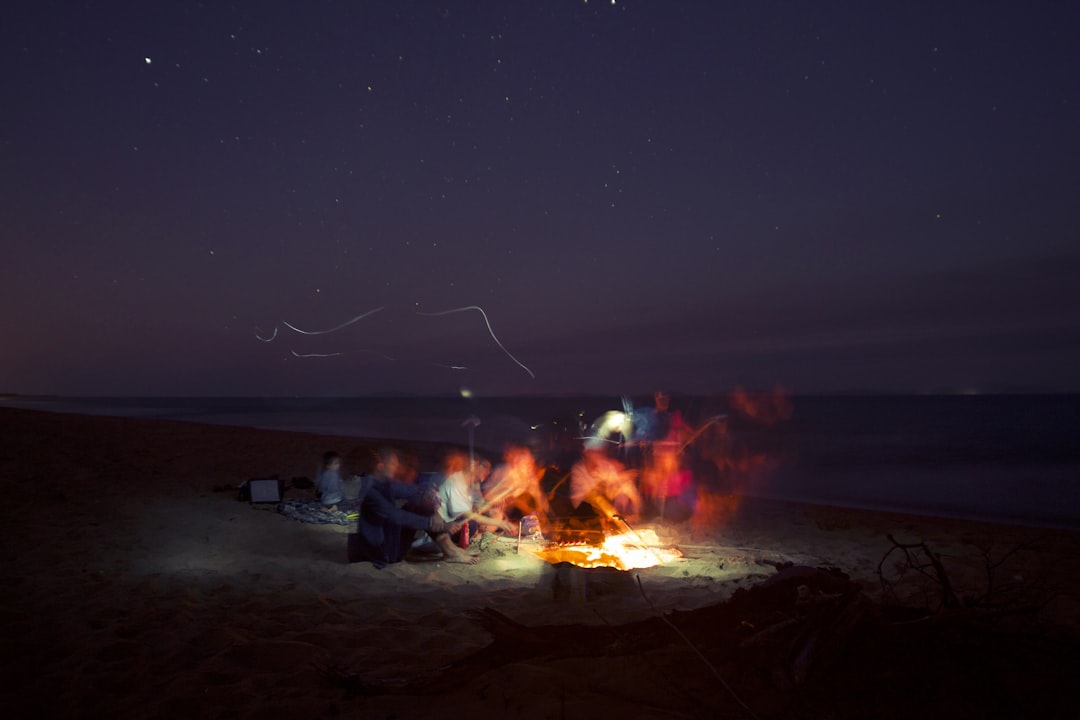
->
[879,534,964,611]
[878,534,1056,626]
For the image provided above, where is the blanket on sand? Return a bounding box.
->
[278,498,360,525]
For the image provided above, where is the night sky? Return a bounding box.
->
[4,1,1078,398]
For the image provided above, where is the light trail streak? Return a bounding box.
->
[280,307,384,335]
[416,305,535,378]
[291,349,344,358]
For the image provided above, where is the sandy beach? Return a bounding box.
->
[1,406,1077,719]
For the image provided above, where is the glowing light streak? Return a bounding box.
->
[280,307,384,335]
[575,434,622,445]
[255,304,531,378]
[416,305,535,378]
[287,348,398,361]
[291,349,344,358]
[362,349,399,362]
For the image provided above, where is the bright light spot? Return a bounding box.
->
[600,411,626,433]
[460,387,473,399]
[145,57,152,65]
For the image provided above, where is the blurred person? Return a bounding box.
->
[435,451,491,547]
[623,391,691,470]
[640,444,696,523]
[316,450,345,511]
[639,391,691,448]
[482,444,548,533]
[350,448,475,567]
[569,448,642,523]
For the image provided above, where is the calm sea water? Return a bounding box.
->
[4,394,1079,528]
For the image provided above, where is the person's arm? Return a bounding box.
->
[569,463,592,508]
[482,466,517,506]
[365,482,439,532]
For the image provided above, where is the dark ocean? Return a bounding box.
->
[4,394,1079,529]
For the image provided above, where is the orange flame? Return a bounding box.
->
[529,528,682,570]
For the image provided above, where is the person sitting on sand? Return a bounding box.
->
[569,448,642,524]
[352,448,476,568]
[436,452,491,547]
[316,450,345,511]
[481,444,549,533]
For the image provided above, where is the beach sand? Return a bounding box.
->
[1,407,1077,719]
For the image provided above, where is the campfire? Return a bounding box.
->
[528,526,683,571]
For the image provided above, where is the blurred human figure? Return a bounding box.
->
[645,391,691,447]
[316,450,344,511]
[623,391,690,470]
[350,448,475,567]
[436,452,491,547]
[569,448,642,523]
[482,444,548,532]
[641,444,696,523]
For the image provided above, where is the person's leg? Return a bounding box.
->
[433,531,477,564]
[385,522,418,563]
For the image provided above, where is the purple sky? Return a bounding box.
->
[3,2,1078,397]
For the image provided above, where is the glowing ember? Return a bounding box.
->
[530,528,682,570]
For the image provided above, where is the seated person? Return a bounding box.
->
[435,452,491,547]
[482,444,548,533]
[569,448,642,523]
[316,450,345,511]
[350,448,475,567]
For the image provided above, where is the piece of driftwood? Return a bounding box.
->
[877,533,1054,625]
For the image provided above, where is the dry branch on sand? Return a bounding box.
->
[877,533,1059,625]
